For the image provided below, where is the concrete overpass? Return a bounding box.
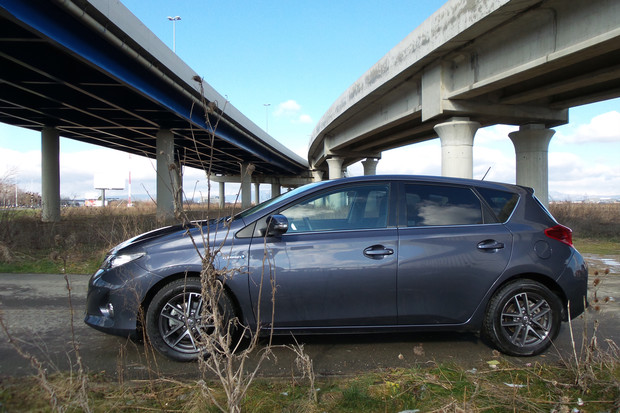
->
[0,0,310,221]
[309,0,620,205]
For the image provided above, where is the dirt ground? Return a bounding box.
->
[0,253,618,380]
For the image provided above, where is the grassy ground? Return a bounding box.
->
[0,351,618,412]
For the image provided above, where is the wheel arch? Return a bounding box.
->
[488,273,569,321]
[138,271,245,333]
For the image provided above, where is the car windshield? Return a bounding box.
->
[234,180,324,220]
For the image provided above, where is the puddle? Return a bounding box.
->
[599,258,620,270]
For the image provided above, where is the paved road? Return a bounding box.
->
[0,254,617,380]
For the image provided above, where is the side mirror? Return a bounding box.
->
[264,214,288,237]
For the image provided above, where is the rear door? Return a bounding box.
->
[247,182,398,328]
[397,183,513,325]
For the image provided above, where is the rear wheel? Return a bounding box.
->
[145,277,235,361]
[483,280,562,356]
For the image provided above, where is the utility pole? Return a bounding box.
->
[167,16,181,53]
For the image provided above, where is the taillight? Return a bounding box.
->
[544,224,573,247]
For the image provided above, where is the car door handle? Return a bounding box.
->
[363,245,394,259]
[477,240,505,251]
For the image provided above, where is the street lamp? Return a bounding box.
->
[263,103,271,133]
[167,16,181,53]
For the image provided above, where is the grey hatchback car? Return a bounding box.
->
[85,175,588,361]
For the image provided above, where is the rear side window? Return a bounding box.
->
[476,188,519,222]
[404,184,482,227]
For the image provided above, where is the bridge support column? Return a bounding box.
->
[41,127,60,222]
[362,157,380,175]
[253,182,260,204]
[240,163,254,209]
[219,181,225,208]
[434,118,480,179]
[271,181,281,198]
[156,129,180,221]
[326,156,344,179]
[312,170,324,182]
[509,124,554,208]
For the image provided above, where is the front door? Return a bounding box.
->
[247,182,398,329]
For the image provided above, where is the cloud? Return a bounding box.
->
[297,114,313,124]
[274,100,301,117]
[345,142,441,177]
[475,124,518,145]
[273,100,313,125]
[557,111,620,144]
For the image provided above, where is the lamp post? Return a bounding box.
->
[167,16,181,53]
[263,103,271,133]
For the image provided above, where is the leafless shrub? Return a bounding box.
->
[560,267,619,393]
[288,335,318,404]
[152,78,280,413]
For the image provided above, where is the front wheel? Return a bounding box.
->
[482,280,562,356]
[145,277,236,361]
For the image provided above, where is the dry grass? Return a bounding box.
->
[550,202,620,241]
[0,203,237,274]
[0,353,617,412]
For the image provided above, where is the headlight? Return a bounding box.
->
[102,252,145,269]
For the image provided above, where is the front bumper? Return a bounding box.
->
[84,262,151,339]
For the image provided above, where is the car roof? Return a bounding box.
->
[319,175,528,193]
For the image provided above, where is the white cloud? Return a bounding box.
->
[273,100,313,125]
[274,99,302,117]
[475,124,518,145]
[473,146,515,183]
[345,142,441,177]
[297,114,313,124]
[557,111,620,144]
[548,151,620,197]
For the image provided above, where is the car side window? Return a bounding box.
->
[280,184,390,232]
[476,188,519,222]
[405,184,483,227]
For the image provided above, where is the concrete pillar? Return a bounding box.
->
[312,170,324,182]
[156,129,177,220]
[271,181,281,198]
[509,124,555,208]
[326,156,344,180]
[41,127,60,222]
[434,117,480,179]
[253,182,260,204]
[362,157,380,175]
[219,181,225,208]
[240,163,254,209]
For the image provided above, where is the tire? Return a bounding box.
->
[145,277,236,362]
[482,280,562,357]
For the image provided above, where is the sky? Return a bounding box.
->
[1,0,619,202]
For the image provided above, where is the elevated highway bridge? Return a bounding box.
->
[309,0,620,206]
[0,0,309,221]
